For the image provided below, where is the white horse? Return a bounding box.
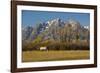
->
[40,47,47,51]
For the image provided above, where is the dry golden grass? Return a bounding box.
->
[22,50,90,62]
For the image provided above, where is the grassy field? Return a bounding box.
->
[22,50,90,62]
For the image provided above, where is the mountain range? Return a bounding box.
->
[22,18,89,40]
[22,18,89,44]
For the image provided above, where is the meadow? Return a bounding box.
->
[22,50,89,62]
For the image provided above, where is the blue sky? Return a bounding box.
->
[22,10,90,27]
